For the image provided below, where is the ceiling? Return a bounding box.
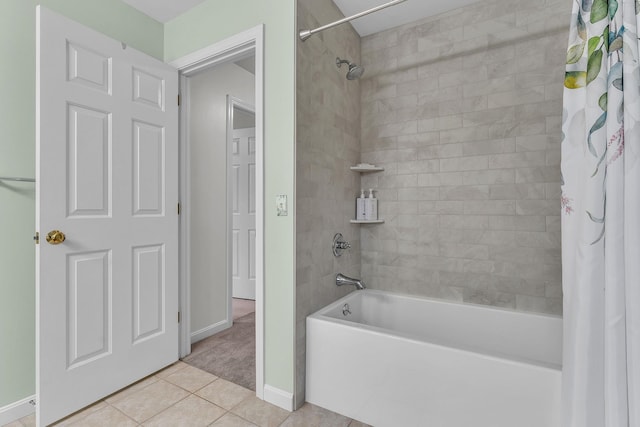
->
[121,0,207,23]
[234,56,255,75]
[331,0,481,36]
[121,0,480,36]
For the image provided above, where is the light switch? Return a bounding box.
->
[276,195,288,216]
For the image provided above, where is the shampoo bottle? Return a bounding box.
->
[356,189,366,220]
[365,188,378,221]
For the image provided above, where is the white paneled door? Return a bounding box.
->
[231,128,256,300]
[36,7,178,426]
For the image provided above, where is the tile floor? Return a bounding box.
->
[6,362,370,427]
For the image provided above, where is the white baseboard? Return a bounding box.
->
[190,319,231,344]
[263,385,293,411]
[0,395,36,426]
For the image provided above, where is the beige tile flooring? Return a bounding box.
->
[6,362,370,427]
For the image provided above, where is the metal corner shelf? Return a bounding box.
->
[350,219,384,224]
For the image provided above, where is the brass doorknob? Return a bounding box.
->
[46,230,66,245]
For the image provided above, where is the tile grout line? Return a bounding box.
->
[104,402,139,427]
[13,363,367,427]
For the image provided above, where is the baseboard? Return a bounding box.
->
[263,385,294,411]
[0,395,36,426]
[190,319,231,344]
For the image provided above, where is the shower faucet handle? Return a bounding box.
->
[336,241,351,250]
[332,233,351,257]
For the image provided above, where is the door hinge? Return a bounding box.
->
[33,232,40,244]
[177,94,181,106]
[177,202,181,215]
[178,312,181,323]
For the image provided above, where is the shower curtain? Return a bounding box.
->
[562,0,640,425]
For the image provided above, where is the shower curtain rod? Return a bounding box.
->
[299,0,408,41]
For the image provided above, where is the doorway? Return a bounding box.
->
[180,66,257,390]
[182,60,255,343]
[172,27,264,398]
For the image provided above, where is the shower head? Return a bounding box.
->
[346,63,365,80]
[336,57,364,80]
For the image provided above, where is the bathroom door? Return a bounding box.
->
[36,7,179,426]
[231,127,256,300]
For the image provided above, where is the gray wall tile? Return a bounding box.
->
[297,0,566,404]
[295,0,362,406]
[359,0,566,316]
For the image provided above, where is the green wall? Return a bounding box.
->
[0,0,163,408]
[0,1,37,408]
[1,0,296,409]
[165,0,297,394]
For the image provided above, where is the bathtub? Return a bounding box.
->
[305,290,562,427]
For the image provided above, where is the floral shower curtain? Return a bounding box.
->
[562,0,640,425]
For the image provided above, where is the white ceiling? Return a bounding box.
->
[121,0,206,23]
[331,0,481,36]
[121,0,479,36]
[234,56,256,75]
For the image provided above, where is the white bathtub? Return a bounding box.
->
[305,290,562,427]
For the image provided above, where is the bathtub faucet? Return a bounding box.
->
[336,273,366,290]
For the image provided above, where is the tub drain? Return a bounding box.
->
[342,303,351,316]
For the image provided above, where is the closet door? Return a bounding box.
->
[231,127,256,300]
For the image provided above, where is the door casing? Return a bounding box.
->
[170,25,265,400]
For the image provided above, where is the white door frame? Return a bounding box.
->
[170,25,265,399]
[228,96,256,301]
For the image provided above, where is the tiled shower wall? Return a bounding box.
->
[359,0,571,315]
[295,0,361,407]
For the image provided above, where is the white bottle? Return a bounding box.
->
[365,188,378,221]
[356,189,366,220]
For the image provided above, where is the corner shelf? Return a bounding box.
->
[350,164,384,173]
[351,164,384,225]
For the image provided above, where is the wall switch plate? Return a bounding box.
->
[276,195,288,216]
